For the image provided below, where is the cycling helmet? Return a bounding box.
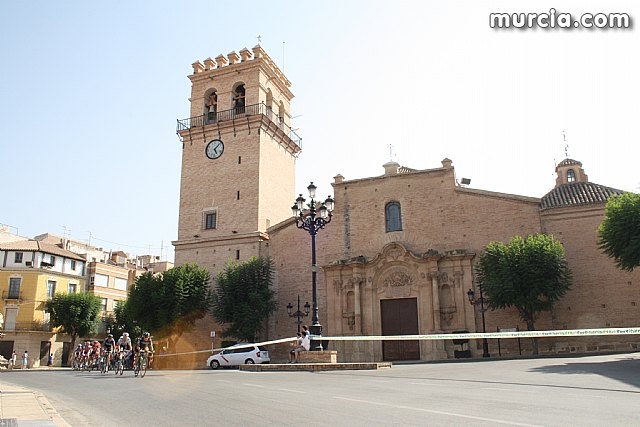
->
[107,334,113,338]
[143,331,150,338]
[123,332,129,338]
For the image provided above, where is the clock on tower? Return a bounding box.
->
[173,46,301,275]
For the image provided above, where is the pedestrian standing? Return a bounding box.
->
[47,353,53,366]
[21,350,29,369]
[10,351,17,369]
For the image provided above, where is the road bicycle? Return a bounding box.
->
[99,352,109,374]
[114,350,125,376]
[134,350,148,378]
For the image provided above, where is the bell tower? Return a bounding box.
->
[173,45,301,270]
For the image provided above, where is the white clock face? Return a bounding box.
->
[206,139,224,159]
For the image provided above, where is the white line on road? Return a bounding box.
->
[242,383,266,388]
[482,387,535,393]
[333,396,544,427]
[275,388,306,394]
[409,382,443,386]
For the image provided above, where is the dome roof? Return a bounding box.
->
[541,182,625,210]
[557,158,582,167]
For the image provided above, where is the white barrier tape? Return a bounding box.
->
[317,327,640,341]
[157,327,640,358]
[157,336,297,358]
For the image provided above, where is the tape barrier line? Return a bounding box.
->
[157,336,297,358]
[157,327,640,358]
[319,327,640,341]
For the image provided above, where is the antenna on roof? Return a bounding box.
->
[282,41,285,72]
[256,34,262,44]
[562,130,569,158]
[388,144,394,162]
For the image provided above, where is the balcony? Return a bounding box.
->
[176,102,302,148]
[6,321,52,332]
[2,290,23,301]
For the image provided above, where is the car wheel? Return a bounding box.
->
[210,360,220,369]
[244,359,255,365]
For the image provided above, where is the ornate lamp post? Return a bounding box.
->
[291,182,334,351]
[467,286,490,358]
[286,296,311,333]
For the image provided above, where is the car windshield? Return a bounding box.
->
[258,346,268,352]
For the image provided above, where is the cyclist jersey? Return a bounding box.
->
[118,337,132,350]
[104,337,116,350]
[138,338,153,351]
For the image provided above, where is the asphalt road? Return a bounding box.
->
[1,353,639,426]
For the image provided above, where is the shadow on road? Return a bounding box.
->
[529,356,640,390]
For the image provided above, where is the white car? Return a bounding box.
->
[207,344,270,369]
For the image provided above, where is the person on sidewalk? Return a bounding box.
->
[47,353,53,367]
[10,351,17,369]
[21,350,29,369]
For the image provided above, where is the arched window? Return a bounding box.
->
[233,83,245,114]
[567,169,576,183]
[205,90,217,122]
[385,202,402,232]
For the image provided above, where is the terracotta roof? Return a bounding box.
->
[540,182,625,210]
[557,158,582,167]
[0,240,85,261]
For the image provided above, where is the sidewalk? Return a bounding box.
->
[0,380,69,427]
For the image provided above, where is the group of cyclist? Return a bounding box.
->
[73,331,155,373]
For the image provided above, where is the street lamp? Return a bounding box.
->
[291,182,334,351]
[286,295,311,333]
[467,286,490,358]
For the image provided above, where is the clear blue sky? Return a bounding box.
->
[2,1,638,261]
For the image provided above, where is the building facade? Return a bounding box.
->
[174,47,640,362]
[0,240,86,366]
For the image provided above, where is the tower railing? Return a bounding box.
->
[176,102,301,146]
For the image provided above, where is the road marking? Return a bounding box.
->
[482,387,536,393]
[242,383,266,388]
[333,396,544,427]
[275,388,306,394]
[409,382,443,386]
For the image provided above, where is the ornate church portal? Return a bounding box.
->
[324,242,477,362]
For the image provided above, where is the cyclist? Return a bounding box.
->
[117,332,133,368]
[103,334,116,367]
[90,340,101,368]
[135,332,154,369]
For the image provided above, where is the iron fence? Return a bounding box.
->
[177,102,301,146]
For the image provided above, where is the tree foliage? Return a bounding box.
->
[46,292,102,364]
[211,257,277,342]
[599,192,640,272]
[475,234,572,354]
[125,263,213,348]
[104,300,140,339]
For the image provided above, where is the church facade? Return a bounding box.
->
[173,47,640,362]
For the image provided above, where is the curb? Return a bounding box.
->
[0,382,70,427]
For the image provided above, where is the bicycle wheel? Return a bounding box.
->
[100,357,106,374]
[140,356,147,378]
[134,357,139,377]
[118,358,124,375]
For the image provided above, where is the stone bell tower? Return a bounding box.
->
[173,46,301,272]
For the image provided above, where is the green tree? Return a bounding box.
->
[211,257,277,342]
[475,233,572,354]
[46,292,102,365]
[104,300,140,339]
[599,192,640,272]
[125,264,213,350]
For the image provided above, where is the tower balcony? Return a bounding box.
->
[176,102,302,150]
